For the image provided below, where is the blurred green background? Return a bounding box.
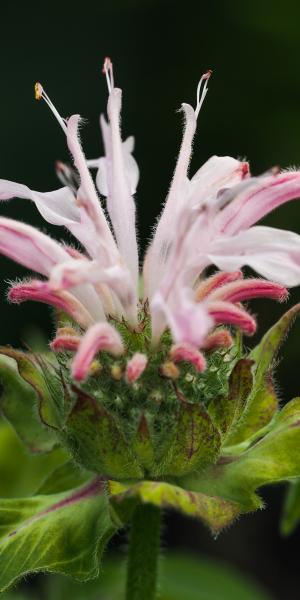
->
[0,0,300,598]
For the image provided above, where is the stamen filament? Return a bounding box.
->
[195,70,212,119]
[34,82,67,134]
[102,57,114,94]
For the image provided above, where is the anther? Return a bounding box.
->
[34,82,43,101]
[195,69,212,119]
[34,82,67,134]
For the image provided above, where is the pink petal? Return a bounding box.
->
[51,332,81,352]
[170,343,206,372]
[71,322,124,381]
[208,300,256,334]
[195,270,243,301]
[50,259,136,323]
[207,278,288,303]
[125,353,148,383]
[202,330,233,351]
[216,171,300,235]
[8,280,93,329]
[151,288,213,347]
[0,217,69,276]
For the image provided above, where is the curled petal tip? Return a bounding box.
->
[170,343,206,372]
[203,330,233,351]
[50,332,81,353]
[71,322,124,382]
[126,352,148,383]
[208,300,257,335]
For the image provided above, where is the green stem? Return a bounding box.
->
[125,503,161,600]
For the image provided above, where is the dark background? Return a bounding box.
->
[1,1,300,598]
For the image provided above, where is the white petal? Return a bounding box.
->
[67,115,118,254]
[97,92,139,289]
[189,155,249,208]
[0,180,79,225]
[207,226,300,286]
[144,104,196,299]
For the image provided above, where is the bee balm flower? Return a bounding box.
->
[0,59,300,383]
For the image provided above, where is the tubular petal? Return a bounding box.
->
[208,300,256,334]
[170,343,206,372]
[50,332,81,352]
[71,322,124,381]
[202,330,233,351]
[216,171,300,235]
[0,217,70,276]
[98,91,139,289]
[8,280,94,328]
[125,353,148,383]
[207,279,288,303]
[195,270,243,301]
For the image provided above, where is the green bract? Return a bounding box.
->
[0,305,299,591]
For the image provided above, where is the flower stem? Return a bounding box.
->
[125,503,161,600]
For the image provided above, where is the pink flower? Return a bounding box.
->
[0,59,300,380]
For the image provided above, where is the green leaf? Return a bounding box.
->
[0,354,57,453]
[226,304,300,445]
[0,477,116,593]
[0,347,63,430]
[0,420,67,498]
[62,386,143,479]
[184,396,300,512]
[163,402,221,476]
[109,479,239,534]
[37,461,91,495]
[281,478,300,535]
[42,554,271,600]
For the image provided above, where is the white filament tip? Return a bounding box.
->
[102,56,114,93]
[195,69,212,119]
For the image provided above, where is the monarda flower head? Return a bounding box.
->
[0,59,300,485]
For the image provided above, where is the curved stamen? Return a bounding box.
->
[195,70,212,119]
[34,82,67,134]
[102,57,114,94]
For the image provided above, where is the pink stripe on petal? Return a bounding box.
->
[208,300,256,334]
[0,217,69,276]
[217,171,300,235]
[207,279,288,304]
[125,353,148,383]
[72,322,124,381]
[170,343,206,372]
[8,280,93,329]
[195,270,243,301]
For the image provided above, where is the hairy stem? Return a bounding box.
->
[125,503,161,600]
